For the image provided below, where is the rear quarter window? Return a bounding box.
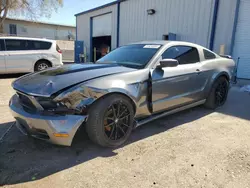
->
[203,49,216,60]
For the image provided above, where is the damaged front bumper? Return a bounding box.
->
[9,94,87,146]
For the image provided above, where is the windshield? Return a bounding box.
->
[97,44,162,69]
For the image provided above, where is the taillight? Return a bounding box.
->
[56,44,62,54]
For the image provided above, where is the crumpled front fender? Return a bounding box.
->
[54,83,140,113]
[54,68,151,119]
[54,85,107,112]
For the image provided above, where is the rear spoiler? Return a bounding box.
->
[220,55,232,59]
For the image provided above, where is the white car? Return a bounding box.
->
[0,37,63,74]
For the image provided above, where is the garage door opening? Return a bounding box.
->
[91,13,112,62]
[92,36,111,61]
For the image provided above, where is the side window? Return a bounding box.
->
[5,39,29,51]
[0,40,5,51]
[5,40,52,51]
[162,46,200,65]
[203,49,216,59]
[32,41,52,50]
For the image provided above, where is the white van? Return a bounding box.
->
[0,37,63,74]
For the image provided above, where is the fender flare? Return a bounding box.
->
[92,90,137,113]
[212,71,230,82]
[206,71,230,97]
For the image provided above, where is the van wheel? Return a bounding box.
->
[86,94,134,148]
[35,61,51,71]
[205,76,229,109]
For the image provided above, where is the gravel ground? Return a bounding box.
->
[0,75,250,188]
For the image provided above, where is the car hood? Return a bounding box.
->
[12,63,136,97]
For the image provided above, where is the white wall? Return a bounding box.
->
[3,19,76,40]
[57,40,75,62]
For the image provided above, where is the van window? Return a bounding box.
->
[5,39,28,51]
[5,39,52,51]
[32,41,52,50]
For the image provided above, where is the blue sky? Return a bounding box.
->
[35,0,114,26]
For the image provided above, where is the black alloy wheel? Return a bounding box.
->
[104,102,131,141]
[214,80,228,106]
[204,76,229,109]
[85,94,134,147]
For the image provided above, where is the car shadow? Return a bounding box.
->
[0,106,212,186]
[0,73,27,79]
[217,86,250,121]
[0,87,249,186]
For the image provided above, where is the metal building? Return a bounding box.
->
[75,0,250,80]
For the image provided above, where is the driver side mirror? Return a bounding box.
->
[157,59,179,68]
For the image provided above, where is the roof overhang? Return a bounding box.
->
[75,0,126,17]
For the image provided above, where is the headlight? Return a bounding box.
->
[52,84,102,115]
[35,97,75,115]
[54,85,92,110]
[36,97,60,109]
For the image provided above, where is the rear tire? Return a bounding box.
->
[34,61,51,71]
[204,76,229,109]
[86,94,135,148]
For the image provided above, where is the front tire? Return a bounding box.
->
[86,94,135,147]
[205,76,229,109]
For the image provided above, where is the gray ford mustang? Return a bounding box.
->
[9,41,235,147]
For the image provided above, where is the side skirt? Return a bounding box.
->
[135,99,206,128]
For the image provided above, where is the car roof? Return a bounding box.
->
[0,36,55,42]
[131,40,172,45]
[131,40,205,49]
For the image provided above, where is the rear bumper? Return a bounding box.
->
[52,61,64,67]
[9,94,87,146]
[51,55,63,67]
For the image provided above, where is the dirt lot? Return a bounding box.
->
[0,75,250,188]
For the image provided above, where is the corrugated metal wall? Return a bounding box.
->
[213,0,237,54]
[76,4,117,61]
[232,0,250,79]
[119,0,215,47]
[75,0,238,60]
